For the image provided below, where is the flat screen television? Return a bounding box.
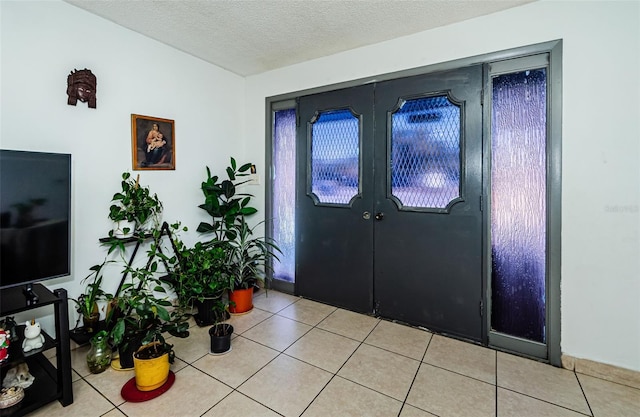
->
[0,150,71,295]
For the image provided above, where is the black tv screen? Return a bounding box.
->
[0,150,71,290]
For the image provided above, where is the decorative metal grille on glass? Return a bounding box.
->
[491,68,547,343]
[310,109,360,205]
[391,95,460,208]
[272,109,296,283]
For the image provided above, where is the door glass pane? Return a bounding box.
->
[272,108,296,283]
[491,69,547,343]
[310,109,360,205]
[391,95,460,208]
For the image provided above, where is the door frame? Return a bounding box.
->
[266,40,562,366]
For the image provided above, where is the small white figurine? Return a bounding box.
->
[22,320,44,353]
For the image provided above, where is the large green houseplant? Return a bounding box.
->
[196,157,256,240]
[195,158,279,314]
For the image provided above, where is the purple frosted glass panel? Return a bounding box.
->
[310,110,359,205]
[272,109,296,283]
[391,96,460,208]
[491,69,547,343]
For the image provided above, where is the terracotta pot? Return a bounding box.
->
[228,288,254,314]
[133,342,170,391]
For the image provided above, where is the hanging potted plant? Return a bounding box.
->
[108,172,163,238]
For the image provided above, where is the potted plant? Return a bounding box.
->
[196,157,256,240]
[169,232,234,326]
[160,223,235,352]
[72,262,110,334]
[108,172,163,238]
[108,262,189,370]
[133,338,175,391]
[225,219,280,314]
[195,158,280,314]
[208,303,233,355]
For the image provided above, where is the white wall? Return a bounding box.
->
[245,0,640,371]
[1,1,246,331]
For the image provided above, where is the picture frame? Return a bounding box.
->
[131,114,175,170]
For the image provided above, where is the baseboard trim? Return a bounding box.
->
[561,354,640,389]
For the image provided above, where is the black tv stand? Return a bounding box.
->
[22,284,40,305]
[0,284,73,415]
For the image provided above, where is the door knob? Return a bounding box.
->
[375,212,384,221]
[362,211,371,220]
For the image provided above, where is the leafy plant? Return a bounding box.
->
[158,222,233,327]
[224,219,280,290]
[107,257,189,361]
[174,242,232,301]
[72,261,110,319]
[108,172,163,232]
[196,158,256,240]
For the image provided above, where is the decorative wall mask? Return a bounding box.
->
[66,68,97,108]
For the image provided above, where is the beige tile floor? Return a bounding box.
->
[28,291,640,417]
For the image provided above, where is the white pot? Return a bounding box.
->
[113,220,136,238]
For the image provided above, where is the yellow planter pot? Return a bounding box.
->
[133,343,170,392]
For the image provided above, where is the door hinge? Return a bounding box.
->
[480,300,484,317]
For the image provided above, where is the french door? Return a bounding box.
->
[296,66,484,341]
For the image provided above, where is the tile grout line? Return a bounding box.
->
[495,348,498,417]
[188,300,298,415]
[192,297,313,416]
[78,373,126,416]
[495,354,594,416]
[186,359,285,417]
[397,329,434,417]
[573,369,595,417]
[496,385,595,417]
[296,305,383,416]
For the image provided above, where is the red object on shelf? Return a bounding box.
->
[0,329,9,363]
[121,370,175,402]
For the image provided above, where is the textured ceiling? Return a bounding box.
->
[64,0,536,76]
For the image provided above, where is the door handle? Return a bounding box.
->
[362,211,371,220]
[375,212,384,221]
